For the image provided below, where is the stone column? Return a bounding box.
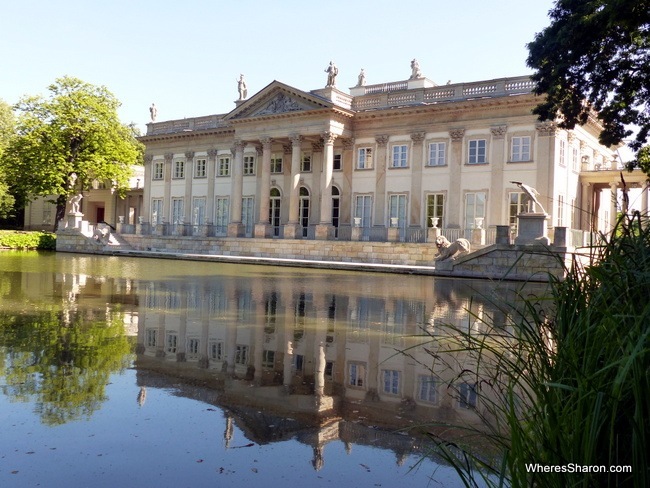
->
[184,151,194,226]
[228,140,245,237]
[447,129,465,228]
[142,154,153,225]
[535,122,558,217]
[206,149,218,226]
[316,131,337,240]
[609,181,618,231]
[489,126,507,227]
[163,153,173,224]
[374,135,389,226]
[284,134,303,238]
[409,131,425,226]
[581,182,592,231]
[255,137,273,238]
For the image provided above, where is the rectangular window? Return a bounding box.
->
[262,350,275,369]
[557,194,565,227]
[382,370,400,395]
[153,161,164,180]
[357,147,373,169]
[465,192,486,230]
[459,382,478,409]
[166,333,178,354]
[171,198,184,224]
[242,196,254,236]
[209,340,223,360]
[187,338,200,359]
[215,197,229,232]
[192,197,206,225]
[388,194,407,229]
[270,156,283,174]
[508,192,526,231]
[468,139,487,164]
[218,156,231,177]
[427,142,446,166]
[418,375,438,404]
[173,160,185,179]
[572,146,579,171]
[511,136,531,162]
[391,145,408,168]
[194,158,207,178]
[151,198,163,225]
[348,362,366,388]
[559,140,566,167]
[301,153,312,172]
[354,195,372,228]
[243,155,255,175]
[145,328,157,348]
[426,194,445,228]
[333,154,342,171]
[235,345,249,365]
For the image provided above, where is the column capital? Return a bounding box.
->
[490,125,507,139]
[410,131,425,145]
[144,154,154,164]
[207,149,219,159]
[260,136,273,147]
[289,134,303,146]
[567,132,576,144]
[342,138,355,150]
[322,131,337,145]
[164,152,173,163]
[375,134,389,147]
[185,151,195,160]
[449,128,465,141]
[254,144,263,157]
[535,121,558,137]
[283,143,292,155]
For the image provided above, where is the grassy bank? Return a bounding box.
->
[415,213,649,487]
[0,230,56,250]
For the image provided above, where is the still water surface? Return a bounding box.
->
[0,251,542,487]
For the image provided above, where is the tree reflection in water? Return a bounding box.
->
[0,309,132,425]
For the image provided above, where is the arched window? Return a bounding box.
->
[269,188,281,236]
[299,187,310,237]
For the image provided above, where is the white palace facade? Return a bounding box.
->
[138,71,644,244]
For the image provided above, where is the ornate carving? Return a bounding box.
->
[164,152,174,163]
[254,144,263,157]
[448,129,465,141]
[230,139,245,157]
[207,149,219,159]
[260,136,273,148]
[322,131,337,145]
[312,141,323,153]
[567,132,576,144]
[536,121,558,137]
[289,134,303,146]
[410,131,425,145]
[185,151,195,160]
[375,135,389,147]
[144,154,154,164]
[342,138,355,150]
[283,144,292,155]
[490,125,507,139]
[257,93,301,115]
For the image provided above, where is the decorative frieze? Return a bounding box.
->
[410,131,425,145]
[449,129,465,141]
[536,121,558,137]
[490,125,507,139]
[375,135,389,147]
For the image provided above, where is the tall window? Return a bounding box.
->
[511,136,531,162]
[332,186,340,231]
[242,196,254,236]
[391,145,408,168]
[459,382,478,409]
[209,340,224,360]
[426,194,445,228]
[215,197,229,232]
[151,198,163,225]
[508,192,526,230]
[235,345,249,365]
[571,146,579,171]
[301,153,312,172]
[468,140,487,164]
[348,362,366,387]
[427,142,446,166]
[269,188,281,236]
[418,375,438,404]
[173,160,185,178]
[355,195,372,228]
[357,147,373,169]
[166,333,178,354]
[270,156,283,174]
[388,194,407,229]
[557,194,565,227]
[218,156,231,177]
[464,192,486,230]
[171,198,184,224]
[187,338,200,360]
[382,370,400,395]
[299,187,310,235]
[559,140,566,167]
[243,155,255,175]
[153,161,164,180]
[333,154,342,171]
[192,197,206,225]
[194,158,207,178]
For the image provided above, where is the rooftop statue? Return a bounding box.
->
[237,74,247,100]
[149,103,157,122]
[356,68,366,87]
[324,61,338,87]
[409,58,422,79]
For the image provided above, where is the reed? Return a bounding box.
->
[412,212,649,487]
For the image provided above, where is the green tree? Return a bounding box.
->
[527,0,650,166]
[4,77,143,229]
[0,99,15,217]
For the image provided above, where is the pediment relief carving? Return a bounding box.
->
[230,86,331,121]
[255,93,303,116]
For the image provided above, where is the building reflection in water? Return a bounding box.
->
[129,271,545,470]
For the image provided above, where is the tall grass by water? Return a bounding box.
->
[413,213,649,487]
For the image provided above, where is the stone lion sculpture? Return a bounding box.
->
[435,235,471,261]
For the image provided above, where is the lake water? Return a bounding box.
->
[0,251,543,487]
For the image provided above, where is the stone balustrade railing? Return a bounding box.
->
[146,114,230,136]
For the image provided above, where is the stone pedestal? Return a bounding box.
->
[427,226,442,243]
[254,223,272,238]
[66,212,83,230]
[315,224,334,240]
[283,223,301,239]
[227,223,245,238]
[495,225,510,245]
[553,226,567,247]
[515,213,550,246]
[387,227,400,242]
[471,228,486,246]
[351,226,363,241]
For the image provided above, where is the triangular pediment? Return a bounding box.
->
[225,81,335,121]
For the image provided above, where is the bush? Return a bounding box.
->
[0,230,56,250]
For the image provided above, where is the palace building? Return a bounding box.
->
[136,66,644,246]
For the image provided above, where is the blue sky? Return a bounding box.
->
[2,0,556,132]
